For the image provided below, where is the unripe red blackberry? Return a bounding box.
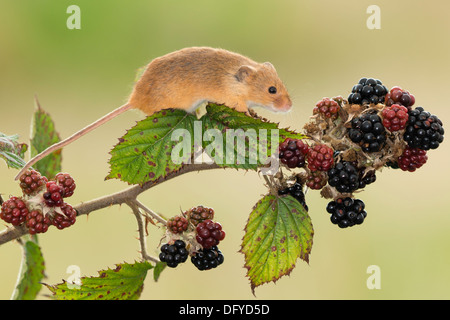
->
[196,219,225,249]
[313,97,340,119]
[191,246,224,271]
[26,209,51,234]
[279,138,309,169]
[385,86,415,110]
[381,104,409,132]
[0,196,29,226]
[397,146,428,172]
[55,173,76,198]
[306,144,334,172]
[18,170,48,196]
[305,170,328,190]
[167,215,189,234]
[43,181,64,207]
[186,205,214,226]
[51,203,77,229]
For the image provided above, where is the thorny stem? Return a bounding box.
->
[0,163,222,246]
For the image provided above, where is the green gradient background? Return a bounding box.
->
[1,0,449,300]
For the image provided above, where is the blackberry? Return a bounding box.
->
[403,107,444,150]
[159,240,189,268]
[279,138,309,169]
[348,112,386,152]
[191,246,224,271]
[307,144,334,172]
[313,97,341,119]
[167,215,189,234]
[26,209,51,235]
[385,86,415,110]
[381,104,409,132]
[51,203,77,229]
[19,170,48,196]
[278,182,308,211]
[196,219,226,249]
[43,181,65,207]
[397,146,428,172]
[186,205,214,226]
[0,196,29,226]
[305,170,328,190]
[348,77,388,105]
[327,161,359,194]
[55,173,76,198]
[326,197,367,228]
[358,168,376,189]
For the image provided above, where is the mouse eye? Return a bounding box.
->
[268,86,277,94]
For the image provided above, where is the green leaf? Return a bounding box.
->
[45,261,154,300]
[107,109,198,185]
[201,104,306,170]
[240,194,313,294]
[153,261,166,281]
[30,100,62,178]
[0,133,28,169]
[11,240,46,300]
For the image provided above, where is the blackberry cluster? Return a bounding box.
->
[191,246,224,271]
[404,107,444,150]
[358,169,376,189]
[159,240,189,268]
[167,215,189,234]
[385,86,415,110]
[348,78,388,105]
[348,113,386,152]
[186,205,214,226]
[326,197,367,228]
[279,138,309,169]
[195,219,226,249]
[278,182,308,211]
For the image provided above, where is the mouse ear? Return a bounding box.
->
[263,62,276,70]
[236,65,256,82]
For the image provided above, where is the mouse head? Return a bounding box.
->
[236,62,292,113]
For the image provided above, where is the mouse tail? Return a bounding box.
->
[14,103,134,180]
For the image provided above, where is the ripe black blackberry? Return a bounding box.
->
[348,78,388,105]
[348,113,386,152]
[191,246,224,271]
[278,182,308,211]
[358,169,376,189]
[403,107,444,150]
[326,197,367,228]
[327,162,359,194]
[159,240,189,268]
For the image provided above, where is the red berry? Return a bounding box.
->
[195,219,225,249]
[1,196,29,226]
[18,170,48,196]
[26,209,51,234]
[55,173,76,198]
[167,215,189,234]
[43,181,64,207]
[279,138,309,169]
[307,144,334,172]
[51,203,77,229]
[186,205,215,226]
[381,104,409,132]
[397,147,428,172]
[385,86,415,110]
[313,97,340,119]
[305,170,328,190]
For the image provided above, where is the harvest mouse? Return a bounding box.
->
[16,46,292,179]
